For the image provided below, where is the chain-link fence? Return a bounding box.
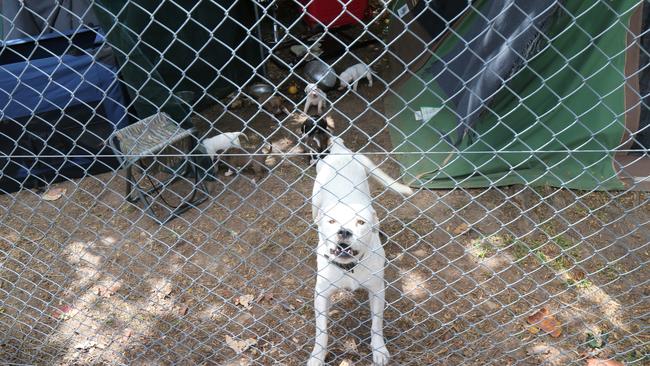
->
[1,0,648,365]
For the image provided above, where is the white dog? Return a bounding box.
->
[338,63,373,92]
[201,132,247,161]
[308,137,413,366]
[304,83,327,114]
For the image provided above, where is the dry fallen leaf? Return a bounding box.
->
[74,339,97,350]
[53,304,73,320]
[94,284,118,298]
[155,283,173,300]
[109,283,121,293]
[225,335,257,353]
[176,304,189,316]
[224,357,252,366]
[527,308,562,338]
[121,328,133,343]
[342,338,358,354]
[452,223,469,235]
[235,294,255,310]
[527,325,540,335]
[572,269,586,282]
[585,359,624,366]
[338,360,352,366]
[42,187,66,201]
[262,293,274,303]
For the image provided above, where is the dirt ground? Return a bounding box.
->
[1,14,649,366]
[1,73,649,365]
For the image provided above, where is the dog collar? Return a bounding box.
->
[323,253,363,273]
[316,148,331,160]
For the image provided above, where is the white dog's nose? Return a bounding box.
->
[337,228,352,239]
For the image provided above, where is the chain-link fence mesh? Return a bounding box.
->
[0,0,648,365]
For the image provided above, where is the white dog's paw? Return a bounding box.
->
[307,356,324,366]
[372,344,390,366]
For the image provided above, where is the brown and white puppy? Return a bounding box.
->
[219,144,271,182]
[202,132,247,161]
[300,115,335,164]
[304,83,327,114]
[257,93,290,116]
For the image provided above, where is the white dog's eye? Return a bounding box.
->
[357,220,366,226]
[328,219,336,224]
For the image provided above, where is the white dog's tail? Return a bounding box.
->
[357,155,413,195]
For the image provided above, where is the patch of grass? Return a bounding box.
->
[468,234,513,260]
[104,316,117,327]
[593,209,610,223]
[550,255,571,272]
[601,265,620,281]
[533,249,548,265]
[554,234,573,250]
[540,222,557,236]
[585,330,609,349]
[501,233,514,246]
[571,204,589,218]
[550,233,583,260]
[472,240,491,259]
[566,278,592,289]
[511,241,529,262]
[626,346,649,363]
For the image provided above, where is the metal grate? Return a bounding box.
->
[0,1,648,365]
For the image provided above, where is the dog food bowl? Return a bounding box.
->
[249,82,274,98]
[304,59,337,90]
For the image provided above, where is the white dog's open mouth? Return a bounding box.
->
[330,245,359,259]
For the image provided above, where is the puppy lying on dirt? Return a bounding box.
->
[219,144,272,182]
[257,93,291,116]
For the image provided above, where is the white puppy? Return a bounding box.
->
[202,132,247,160]
[308,137,412,366]
[338,63,373,92]
[304,83,327,114]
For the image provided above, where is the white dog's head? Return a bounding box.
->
[319,203,378,263]
[305,83,321,99]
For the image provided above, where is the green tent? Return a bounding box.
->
[385,0,641,190]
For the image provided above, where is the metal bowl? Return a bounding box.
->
[304,59,337,90]
[249,83,274,98]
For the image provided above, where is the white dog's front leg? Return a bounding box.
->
[304,99,310,114]
[317,100,324,115]
[308,285,334,366]
[352,80,358,92]
[367,73,373,88]
[368,280,390,366]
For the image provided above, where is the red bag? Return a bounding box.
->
[301,0,368,28]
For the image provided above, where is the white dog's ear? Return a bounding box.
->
[325,115,335,130]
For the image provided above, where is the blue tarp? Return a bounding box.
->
[0,53,128,192]
[0,54,126,125]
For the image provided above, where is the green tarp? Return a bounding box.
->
[93,0,261,124]
[385,0,640,190]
